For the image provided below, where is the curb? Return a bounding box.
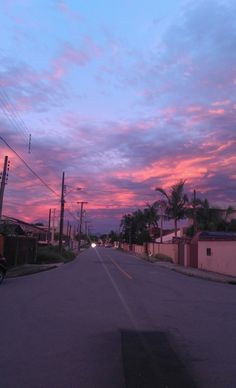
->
[123,250,236,285]
[154,261,236,285]
[6,263,62,278]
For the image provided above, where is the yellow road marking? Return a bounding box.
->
[108,255,133,280]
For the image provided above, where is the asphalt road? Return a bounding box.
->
[1,247,236,388]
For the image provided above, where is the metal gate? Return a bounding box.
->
[189,242,198,268]
[178,240,185,265]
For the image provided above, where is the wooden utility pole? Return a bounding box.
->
[51,209,56,245]
[160,209,163,243]
[47,208,51,243]
[77,201,88,251]
[59,172,65,252]
[0,156,9,220]
[193,189,197,234]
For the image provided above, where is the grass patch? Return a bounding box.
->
[143,253,172,263]
[153,253,173,262]
[36,245,76,264]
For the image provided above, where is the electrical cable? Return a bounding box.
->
[0,135,60,197]
[0,90,30,140]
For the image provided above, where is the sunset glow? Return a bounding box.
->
[0,0,236,233]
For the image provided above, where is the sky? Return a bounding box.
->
[0,0,236,234]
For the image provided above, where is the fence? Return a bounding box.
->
[4,236,37,266]
[0,235,4,255]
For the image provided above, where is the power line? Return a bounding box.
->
[0,90,30,142]
[0,90,62,177]
[0,135,60,197]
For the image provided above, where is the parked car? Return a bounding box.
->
[0,254,7,284]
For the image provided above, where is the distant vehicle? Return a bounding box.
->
[104,243,113,248]
[0,255,7,284]
[114,241,119,248]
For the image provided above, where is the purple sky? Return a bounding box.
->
[0,0,236,233]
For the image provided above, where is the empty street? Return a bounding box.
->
[1,247,236,387]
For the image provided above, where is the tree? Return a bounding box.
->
[120,213,135,244]
[186,189,203,234]
[108,230,119,243]
[120,208,155,245]
[195,199,221,231]
[143,203,159,229]
[155,180,188,237]
[186,198,235,235]
[153,199,168,243]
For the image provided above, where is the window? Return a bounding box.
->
[206,248,211,256]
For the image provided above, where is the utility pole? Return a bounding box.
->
[51,209,56,245]
[68,224,72,249]
[84,221,89,237]
[59,171,65,253]
[66,221,70,241]
[0,156,10,220]
[193,189,197,235]
[77,201,88,252]
[158,200,166,244]
[47,208,51,244]
[160,209,163,244]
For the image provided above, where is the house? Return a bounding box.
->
[1,216,48,241]
[196,231,236,277]
[173,231,236,276]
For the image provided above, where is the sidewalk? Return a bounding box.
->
[6,263,63,278]
[154,260,236,285]
[6,256,236,285]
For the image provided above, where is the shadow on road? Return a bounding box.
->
[121,330,198,388]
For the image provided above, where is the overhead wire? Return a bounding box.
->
[0,90,30,142]
[0,135,60,198]
[0,89,63,180]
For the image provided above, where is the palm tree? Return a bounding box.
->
[153,199,167,243]
[196,200,234,232]
[224,206,234,223]
[120,208,155,244]
[120,214,134,245]
[155,180,188,237]
[143,203,159,229]
[186,189,203,234]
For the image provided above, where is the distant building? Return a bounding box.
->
[0,216,47,241]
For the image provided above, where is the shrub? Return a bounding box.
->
[154,253,172,262]
[36,245,75,264]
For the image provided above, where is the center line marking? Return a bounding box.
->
[108,256,133,280]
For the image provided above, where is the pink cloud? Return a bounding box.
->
[208,108,225,115]
[48,39,102,81]
[186,106,203,113]
[211,100,231,106]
